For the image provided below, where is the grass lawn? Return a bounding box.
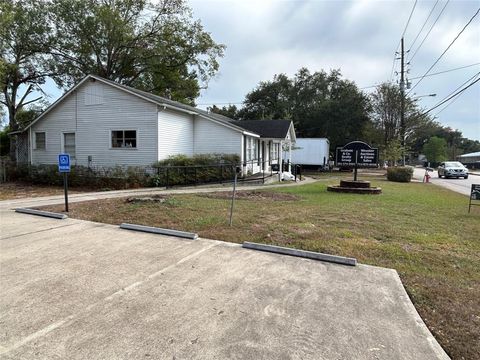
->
[0,182,91,200]
[41,176,480,359]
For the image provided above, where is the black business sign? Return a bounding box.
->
[469,184,480,213]
[471,184,480,200]
[335,141,378,168]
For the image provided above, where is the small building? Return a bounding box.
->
[12,75,296,175]
[457,152,480,169]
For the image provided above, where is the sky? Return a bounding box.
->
[32,0,480,141]
[186,0,480,140]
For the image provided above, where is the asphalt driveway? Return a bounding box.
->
[0,203,448,359]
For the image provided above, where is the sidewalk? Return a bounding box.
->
[0,177,318,210]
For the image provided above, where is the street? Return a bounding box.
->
[413,167,479,196]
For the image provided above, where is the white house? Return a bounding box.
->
[14,75,296,175]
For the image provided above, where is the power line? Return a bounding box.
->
[408,7,480,94]
[401,0,419,38]
[432,72,480,115]
[407,0,439,52]
[409,62,480,80]
[389,0,418,82]
[434,88,466,116]
[425,75,480,114]
[408,0,450,62]
[361,62,480,90]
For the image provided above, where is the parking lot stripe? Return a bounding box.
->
[0,241,220,356]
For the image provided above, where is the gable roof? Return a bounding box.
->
[21,75,296,141]
[21,74,253,135]
[230,120,294,139]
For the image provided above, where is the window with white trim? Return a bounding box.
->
[271,142,278,160]
[63,133,76,159]
[112,130,137,148]
[35,132,46,150]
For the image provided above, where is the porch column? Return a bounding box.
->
[279,141,283,173]
[288,141,292,172]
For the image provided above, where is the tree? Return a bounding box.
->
[238,68,371,150]
[48,0,225,105]
[238,73,293,120]
[423,136,447,164]
[369,82,436,162]
[0,0,53,159]
[208,104,240,119]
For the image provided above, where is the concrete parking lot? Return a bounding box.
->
[0,206,448,359]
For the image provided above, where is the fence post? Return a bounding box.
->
[166,167,169,188]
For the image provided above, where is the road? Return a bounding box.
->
[413,167,479,196]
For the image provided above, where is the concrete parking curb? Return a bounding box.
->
[14,208,67,219]
[242,242,357,266]
[120,223,198,240]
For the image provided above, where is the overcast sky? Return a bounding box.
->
[188,0,480,141]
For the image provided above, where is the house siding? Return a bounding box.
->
[30,80,158,167]
[193,117,242,156]
[158,109,194,160]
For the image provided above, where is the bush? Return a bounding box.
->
[8,164,152,189]
[153,153,240,167]
[387,166,414,182]
[150,153,240,187]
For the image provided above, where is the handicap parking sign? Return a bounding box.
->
[58,154,71,172]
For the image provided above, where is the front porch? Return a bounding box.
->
[242,138,293,176]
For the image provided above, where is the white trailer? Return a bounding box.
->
[291,138,330,167]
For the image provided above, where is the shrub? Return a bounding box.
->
[8,164,152,189]
[150,153,240,187]
[387,166,414,182]
[152,153,240,168]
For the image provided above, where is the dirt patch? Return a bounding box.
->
[200,190,300,201]
[125,195,169,203]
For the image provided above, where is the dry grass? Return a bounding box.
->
[41,176,480,359]
[0,182,91,200]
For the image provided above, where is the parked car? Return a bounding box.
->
[437,161,469,179]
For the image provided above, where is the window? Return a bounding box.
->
[271,142,278,160]
[246,137,255,161]
[253,139,258,161]
[63,133,76,159]
[112,130,137,148]
[35,132,46,150]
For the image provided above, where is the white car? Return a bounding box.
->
[437,161,469,179]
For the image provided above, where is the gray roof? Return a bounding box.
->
[92,76,248,133]
[230,120,292,139]
[22,75,293,139]
[458,151,480,158]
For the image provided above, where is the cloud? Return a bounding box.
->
[191,0,480,140]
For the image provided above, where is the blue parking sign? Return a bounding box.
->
[58,154,70,172]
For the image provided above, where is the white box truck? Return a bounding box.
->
[291,138,330,168]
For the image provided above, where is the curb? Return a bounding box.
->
[14,208,67,219]
[242,242,357,266]
[120,223,198,240]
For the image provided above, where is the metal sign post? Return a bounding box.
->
[469,184,480,213]
[58,154,71,212]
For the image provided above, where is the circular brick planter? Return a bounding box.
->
[328,178,382,194]
[339,180,371,188]
[327,185,382,194]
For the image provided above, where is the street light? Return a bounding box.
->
[412,93,437,100]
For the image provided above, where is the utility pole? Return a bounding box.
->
[400,37,406,166]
